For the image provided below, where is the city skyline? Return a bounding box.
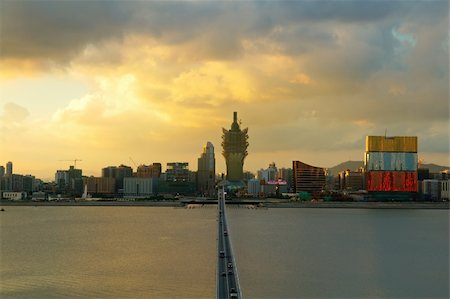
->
[1,1,448,180]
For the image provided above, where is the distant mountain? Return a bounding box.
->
[327,160,449,176]
[327,161,364,176]
[420,163,450,174]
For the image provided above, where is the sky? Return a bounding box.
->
[0,0,449,181]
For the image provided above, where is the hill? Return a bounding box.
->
[327,161,449,176]
[327,161,364,176]
[420,163,449,174]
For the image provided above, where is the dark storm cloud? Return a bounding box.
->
[0,1,133,62]
[1,1,447,63]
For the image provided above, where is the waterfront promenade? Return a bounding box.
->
[1,199,448,209]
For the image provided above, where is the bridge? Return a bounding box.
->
[216,189,242,299]
[180,198,264,205]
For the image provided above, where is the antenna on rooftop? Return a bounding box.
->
[384,128,387,138]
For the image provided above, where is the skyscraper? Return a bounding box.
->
[6,161,13,176]
[197,142,216,196]
[222,112,249,184]
[0,166,5,177]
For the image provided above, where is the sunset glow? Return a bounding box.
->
[0,1,448,180]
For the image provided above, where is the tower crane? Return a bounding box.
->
[59,159,83,168]
[129,157,139,168]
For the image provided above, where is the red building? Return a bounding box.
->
[292,161,326,194]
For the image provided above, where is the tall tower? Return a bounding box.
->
[6,161,13,176]
[222,112,249,182]
[197,142,216,196]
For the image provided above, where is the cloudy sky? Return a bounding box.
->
[0,1,448,180]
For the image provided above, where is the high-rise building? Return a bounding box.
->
[166,162,189,182]
[0,174,31,193]
[102,164,133,192]
[364,136,418,200]
[6,161,13,176]
[338,169,364,191]
[277,168,293,191]
[54,166,83,196]
[84,177,116,196]
[197,142,216,196]
[0,166,5,177]
[292,161,326,194]
[257,162,278,182]
[136,163,162,178]
[243,171,255,181]
[222,112,249,183]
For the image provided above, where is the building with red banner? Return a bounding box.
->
[365,136,418,200]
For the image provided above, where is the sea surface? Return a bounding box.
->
[1,206,448,298]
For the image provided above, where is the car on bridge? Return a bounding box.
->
[219,250,225,258]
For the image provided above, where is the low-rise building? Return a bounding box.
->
[247,179,260,196]
[422,179,441,201]
[2,191,27,200]
[441,180,450,201]
[32,191,47,201]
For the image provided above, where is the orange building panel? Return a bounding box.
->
[365,136,417,153]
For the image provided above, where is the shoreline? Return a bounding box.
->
[1,200,449,209]
[264,201,450,209]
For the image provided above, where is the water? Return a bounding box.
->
[0,206,217,298]
[1,206,448,298]
[228,207,449,298]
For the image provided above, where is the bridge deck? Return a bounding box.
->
[217,195,242,299]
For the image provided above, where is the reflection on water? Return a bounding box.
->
[1,206,216,299]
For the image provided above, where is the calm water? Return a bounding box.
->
[228,207,449,299]
[0,206,217,298]
[1,206,449,298]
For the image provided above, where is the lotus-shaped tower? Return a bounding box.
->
[222,112,249,183]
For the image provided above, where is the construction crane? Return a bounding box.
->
[59,159,83,168]
[129,157,138,168]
